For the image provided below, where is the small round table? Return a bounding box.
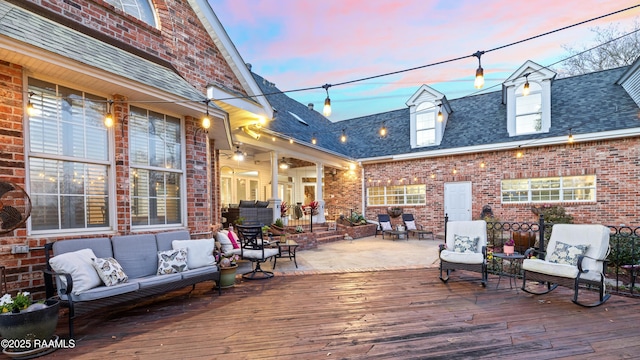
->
[492,252,525,290]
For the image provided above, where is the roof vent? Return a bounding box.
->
[308,103,314,111]
[246,63,252,70]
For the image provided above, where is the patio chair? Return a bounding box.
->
[235,225,280,280]
[402,213,434,240]
[376,214,393,238]
[521,224,610,307]
[439,219,488,286]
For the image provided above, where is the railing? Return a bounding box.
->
[481,215,640,298]
[282,203,359,232]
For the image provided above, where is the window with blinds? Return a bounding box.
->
[27,78,110,233]
[129,106,183,227]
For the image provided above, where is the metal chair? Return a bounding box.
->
[376,214,393,238]
[439,218,488,286]
[402,213,434,240]
[235,225,280,280]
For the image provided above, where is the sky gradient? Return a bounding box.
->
[209,0,640,121]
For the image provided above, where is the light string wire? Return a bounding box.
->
[22,4,640,108]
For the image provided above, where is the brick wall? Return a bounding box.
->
[324,167,362,215]
[363,138,640,235]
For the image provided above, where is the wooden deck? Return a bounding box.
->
[45,268,640,359]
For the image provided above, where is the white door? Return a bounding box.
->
[444,182,472,221]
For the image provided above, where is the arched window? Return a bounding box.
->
[104,0,157,27]
[515,82,542,134]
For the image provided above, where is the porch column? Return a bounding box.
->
[269,151,281,224]
[315,162,326,223]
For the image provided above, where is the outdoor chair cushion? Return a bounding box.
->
[380,221,392,231]
[440,250,484,264]
[405,220,417,230]
[241,248,279,260]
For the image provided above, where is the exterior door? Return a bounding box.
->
[444,182,472,221]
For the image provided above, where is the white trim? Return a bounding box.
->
[358,128,640,164]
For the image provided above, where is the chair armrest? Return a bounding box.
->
[42,268,73,296]
[524,247,545,259]
[577,254,608,273]
[438,244,446,253]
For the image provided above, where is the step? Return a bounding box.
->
[317,234,345,244]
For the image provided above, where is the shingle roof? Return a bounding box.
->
[254,65,639,160]
[0,2,210,103]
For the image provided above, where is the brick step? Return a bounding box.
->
[317,234,345,244]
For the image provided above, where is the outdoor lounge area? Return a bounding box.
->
[45,265,640,359]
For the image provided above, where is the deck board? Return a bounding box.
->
[43,268,640,359]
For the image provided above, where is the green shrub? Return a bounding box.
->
[608,234,640,267]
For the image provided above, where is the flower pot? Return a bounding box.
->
[281,217,288,226]
[0,299,59,348]
[503,245,515,255]
[219,265,238,288]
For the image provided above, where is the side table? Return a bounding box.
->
[492,253,525,290]
[273,239,299,269]
[385,230,408,241]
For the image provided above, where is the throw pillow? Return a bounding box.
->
[547,241,589,266]
[157,248,189,275]
[215,231,234,253]
[92,257,128,286]
[405,220,417,230]
[227,231,240,249]
[49,248,102,295]
[172,239,215,269]
[381,221,392,231]
[453,234,479,253]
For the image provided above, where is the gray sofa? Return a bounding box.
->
[44,230,220,338]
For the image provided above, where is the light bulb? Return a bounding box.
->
[474,67,484,89]
[379,126,387,137]
[523,81,530,96]
[437,109,443,122]
[201,116,211,130]
[104,114,114,128]
[323,97,331,117]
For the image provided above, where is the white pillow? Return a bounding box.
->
[380,221,392,231]
[172,239,215,269]
[215,231,234,253]
[405,220,417,230]
[49,248,102,295]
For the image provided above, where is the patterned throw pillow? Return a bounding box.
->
[405,220,417,230]
[381,221,392,231]
[157,248,189,275]
[92,257,128,286]
[547,241,589,266]
[453,234,479,253]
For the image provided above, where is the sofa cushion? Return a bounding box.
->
[52,237,113,259]
[440,249,484,264]
[65,281,139,302]
[180,266,219,280]
[49,248,103,295]
[156,230,191,252]
[172,239,215,269]
[111,234,159,279]
[92,257,128,286]
[135,273,183,289]
[239,200,255,208]
[157,248,189,275]
[255,200,269,208]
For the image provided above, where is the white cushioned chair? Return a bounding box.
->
[236,225,279,280]
[521,224,611,307]
[439,219,488,286]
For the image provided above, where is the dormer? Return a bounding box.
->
[406,85,451,148]
[503,61,556,137]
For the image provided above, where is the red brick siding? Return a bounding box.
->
[324,168,362,215]
[363,138,640,234]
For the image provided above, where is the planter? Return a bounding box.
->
[503,245,515,255]
[387,208,403,218]
[219,265,238,288]
[0,299,59,353]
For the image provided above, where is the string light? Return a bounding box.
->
[522,73,531,96]
[437,104,443,122]
[311,133,317,145]
[289,138,294,144]
[379,122,387,137]
[568,128,574,143]
[340,129,347,143]
[322,84,332,117]
[480,161,486,168]
[473,51,485,89]
[516,147,524,158]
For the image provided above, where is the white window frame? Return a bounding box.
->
[26,77,114,235]
[103,0,158,28]
[367,184,426,206]
[501,175,596,204]
[129,106,186,230]
[415,102,437,146]
[515,82,543,135]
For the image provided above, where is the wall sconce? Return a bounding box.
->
[104,100,114,128]
[473,50,485,89]
[201,99,212,130]
[26,91,36,116]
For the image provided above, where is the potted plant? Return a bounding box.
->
[217,253,240,288]
[280,202,289,226]
[308,201,319,215]
[0,291,60,352]
[387,207,402,218]
[503,238,515,255]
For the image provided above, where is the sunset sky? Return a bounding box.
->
[208,1,640,121]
